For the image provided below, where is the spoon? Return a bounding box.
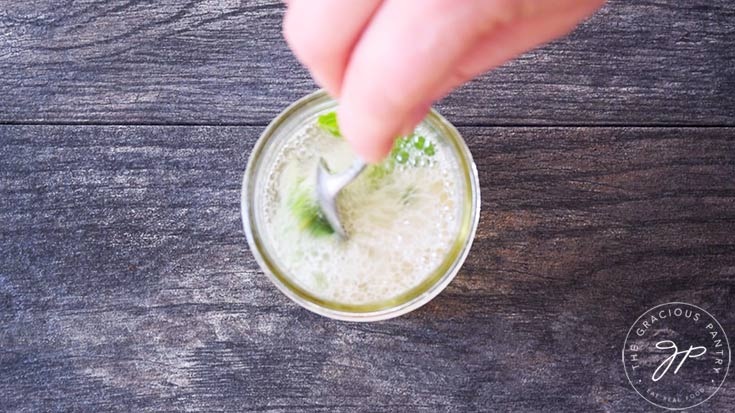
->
[316,157,367,238]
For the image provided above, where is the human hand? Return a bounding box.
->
[284,0,606,162]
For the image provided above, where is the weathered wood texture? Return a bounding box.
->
[1,125,733,412]
[2,0,735,411]
[1,0,734,126]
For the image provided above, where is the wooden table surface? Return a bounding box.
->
[1,1,734,412]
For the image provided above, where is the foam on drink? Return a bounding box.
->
[262,120,461,305]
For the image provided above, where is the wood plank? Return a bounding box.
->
[1,0,734,126]
[1,125,733,412]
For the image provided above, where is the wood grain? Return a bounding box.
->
[1,125,733,412]
[1,0,734,126]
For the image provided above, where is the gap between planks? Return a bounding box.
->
[1,121,735,128]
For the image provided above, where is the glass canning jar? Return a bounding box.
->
[241,90,480,321]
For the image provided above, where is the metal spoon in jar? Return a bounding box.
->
[316,158,366,239]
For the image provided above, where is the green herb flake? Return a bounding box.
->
[366,163,389,181]
[412,135,426,150]
[395,150,409,164]
[317,112,341,138]
[288,183,335,237]
[313,115,437,186]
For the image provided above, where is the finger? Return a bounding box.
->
[397,101,433,137]
[283,0,384,96]
[394,0,605,139]
[336,0,597,162]
[474,0,604,23]
[338,0,495,162]
[435,0,607,100]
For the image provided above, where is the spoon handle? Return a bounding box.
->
[320,158,366,194]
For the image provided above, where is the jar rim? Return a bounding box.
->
[241,90,480,321]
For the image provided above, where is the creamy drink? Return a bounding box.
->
[242,91,479,320]
[262,112,461,305]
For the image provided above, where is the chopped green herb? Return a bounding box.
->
[412,135,426,150]
[366,164,388,180]
[389,133,435,168]
[317,112,341,138]
[364,162,395,188]
[395,150,409,164]
[288,182,335,237]
[423,142,435,156]
[315,113,437,184]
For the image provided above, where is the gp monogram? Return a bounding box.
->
[622,302,731,410]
